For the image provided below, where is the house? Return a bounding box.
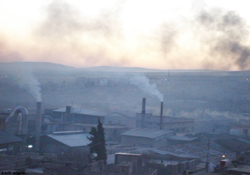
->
[121,128,173,147]
[41,130,90,161]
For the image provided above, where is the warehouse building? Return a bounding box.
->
[41,130,90,161]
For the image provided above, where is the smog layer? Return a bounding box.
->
[0,62,249,119]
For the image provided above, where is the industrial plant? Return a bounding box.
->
[0,92,249,175]
[0,61,249,175]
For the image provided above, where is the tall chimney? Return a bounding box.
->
[160,102,163,130]
[35,102,42,152]
[141,98,146,128]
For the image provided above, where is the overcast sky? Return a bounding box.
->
[0,0,250,70]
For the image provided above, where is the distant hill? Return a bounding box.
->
[0,62,249,76]
[0,62,76,71]
[81,66,221,72]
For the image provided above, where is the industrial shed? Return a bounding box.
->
[121,129,172,147]
[52,106,134,128]
[41,131,90,161]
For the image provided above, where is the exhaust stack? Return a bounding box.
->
[65,106,71,122]
[35,102,42,152]
[160,102,163,130]
[141,98,146,128]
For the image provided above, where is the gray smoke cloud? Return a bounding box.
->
[159,23,178,58]
[197,9,250,70]
[129,74,163,101]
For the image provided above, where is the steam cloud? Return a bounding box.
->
[129,74,163,101]
[19,72,42,102]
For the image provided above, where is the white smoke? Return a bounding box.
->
[129,74,163,101]
[178,109,243,120]
[19,72,42,102]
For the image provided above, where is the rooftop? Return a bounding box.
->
[121,128,172,139]
[47,132,91,147]
[167,135,199,141]
[72,123,129,129]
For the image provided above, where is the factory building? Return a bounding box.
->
[136,114,195,133]
[41,130,90,161]
[65,123,128,141]
[136,98,195,133]
[52,106,134,128]
[121,128,173,147]
[3,103,42,153]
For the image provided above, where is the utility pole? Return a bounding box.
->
[206,138,210,172]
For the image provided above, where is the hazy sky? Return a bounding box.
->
[0,0,250,70]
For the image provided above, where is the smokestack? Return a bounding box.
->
[160,102,163,130]
[141,98,146,128]
[65,106,71,122]
[35,102,42,152]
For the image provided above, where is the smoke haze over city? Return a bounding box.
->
[1,0,250,70]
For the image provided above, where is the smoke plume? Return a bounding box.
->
[197,9,250,70]
[19,71,42,102]
[129,74,163,101]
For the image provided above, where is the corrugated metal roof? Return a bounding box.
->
[121,128,172,139]
[72,123,128,129]
[54,106,109,116]
[0,131,22,145]
[47,133,91,147]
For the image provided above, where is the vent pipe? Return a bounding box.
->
[160,102,163,130]
[141,98,146,128]
[35,102,42,152]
